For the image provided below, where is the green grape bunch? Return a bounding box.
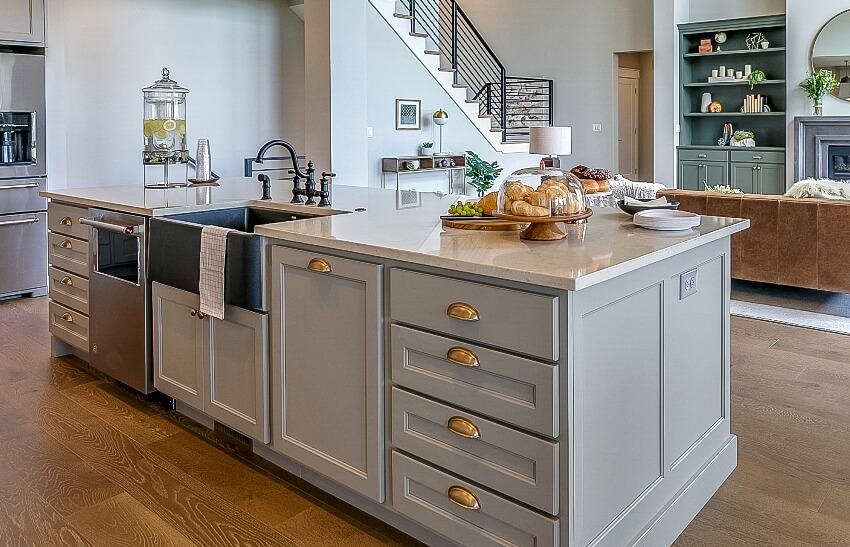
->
[448,200,484,217]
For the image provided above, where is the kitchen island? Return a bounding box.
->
[42,180,748,547]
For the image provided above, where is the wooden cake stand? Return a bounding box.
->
[492,209,593,241]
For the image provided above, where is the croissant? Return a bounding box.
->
[478,192,498,215]
[504,181,532,201]
[595,180,610,193]
[525,191,548,207]
[512,200,549,217]
[582,179,599,194]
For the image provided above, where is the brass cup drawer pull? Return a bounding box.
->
[60,239,73,249]
[60,216,73,226]
[697,153,707,159]
[190,308,198,317]
[61,312,73,323]
[446,302,479,322]
[197,311,206,319]
[447,486,480,510]
[446,346,480,368]
[60,276,74,286]
[307,258,332,273]
[447,416,481,439]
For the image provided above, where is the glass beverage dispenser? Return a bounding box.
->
[143,68,188,188]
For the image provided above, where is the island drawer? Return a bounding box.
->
[48,233,88,277]
[730,150,785,164]
[48,203,90,241]
[391,324,558,437]
[392,451,558,547]
[48,266,89,315]
[392,387,559,514]
[48,301,88,353]
[390,269,559,361]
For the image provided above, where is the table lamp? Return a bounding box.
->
[433,109,449,153]
[529,126,571,168]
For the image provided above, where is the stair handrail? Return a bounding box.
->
[403,0,552,144]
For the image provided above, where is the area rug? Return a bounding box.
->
[731,280,850,335]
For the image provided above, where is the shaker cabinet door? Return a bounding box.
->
[0,0,44,45]
[677,161,702,191]
[152,283,204,409]
[270,246,384,502]
[206,306,269,443]
[758,163,785,195]
[731,163,757,194]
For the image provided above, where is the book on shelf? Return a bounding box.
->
[742,94,765,113]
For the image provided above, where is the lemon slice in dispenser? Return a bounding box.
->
[149,119,163,132]
[143,120,153,137]
[163,119,177,132]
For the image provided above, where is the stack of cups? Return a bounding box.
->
[196,139,211,181]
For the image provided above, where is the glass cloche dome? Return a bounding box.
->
[496,167,587,218]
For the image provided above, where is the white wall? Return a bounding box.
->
[457,0,654,174]
[654,0,689,186]
[365,7,533,192]
[45,0,304,188]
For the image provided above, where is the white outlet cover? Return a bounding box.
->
[592,124,602,132]
[367,127,374,138]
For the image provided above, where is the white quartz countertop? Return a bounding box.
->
[42,179,749,291]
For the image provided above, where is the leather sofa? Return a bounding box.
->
[657,189,850,293]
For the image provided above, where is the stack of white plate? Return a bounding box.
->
[633,209,700,231]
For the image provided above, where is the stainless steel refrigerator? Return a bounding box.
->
[0,52,47,299]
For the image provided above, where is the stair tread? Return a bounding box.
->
[452,83,468,88]
[438,67,456,72]
[393,12,413,19]
[424,50,441,55]
[410,31,428,38]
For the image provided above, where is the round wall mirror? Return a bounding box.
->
[811,9,850,101]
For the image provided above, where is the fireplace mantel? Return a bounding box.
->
[794,116,850,180]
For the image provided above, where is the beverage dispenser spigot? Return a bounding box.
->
[143,68,189,188]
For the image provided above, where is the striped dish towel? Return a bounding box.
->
[199,226,234,320]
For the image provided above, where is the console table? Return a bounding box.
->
[382,154,466,193]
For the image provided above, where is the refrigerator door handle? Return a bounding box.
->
[0,216,39,227]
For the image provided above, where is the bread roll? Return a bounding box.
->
[511,200,549,217]
[478,191,498,215]
[581,179,599,194]
[596,180,610,193]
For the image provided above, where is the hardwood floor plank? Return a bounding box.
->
[66,492,199,547]
[30,392,298,547]
[673,505,818,546]
[62,381,181,445]
[0,482,92,547]
[0,434,120,517]
[145,431,314,529]
[818,483,850,522]
[0,297,51,348]
[276,506,404,547]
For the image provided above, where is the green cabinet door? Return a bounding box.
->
[678,161,702,191]
[704,162,728,187]
[758,163,785,195]
[731,163,757,193]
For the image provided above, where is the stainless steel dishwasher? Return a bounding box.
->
[80,209,152,393]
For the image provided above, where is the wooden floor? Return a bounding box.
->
[3,296,850,545]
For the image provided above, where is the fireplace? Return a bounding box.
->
[795,116,850,180]
[829,145,850,180]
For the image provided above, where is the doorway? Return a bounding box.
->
[616,52,654,181]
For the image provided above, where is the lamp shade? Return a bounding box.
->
[529,126,571,156]
[433,109,449,125]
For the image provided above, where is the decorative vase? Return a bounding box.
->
[420,146,434,156]
[814,101,823,116]
[700,92,713,113]
[760,41,769,49]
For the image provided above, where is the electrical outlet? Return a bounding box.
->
[366,127,374,138]
[592,123,602,132]
[680,269,698,299]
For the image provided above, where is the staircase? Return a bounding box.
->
[369,0,554,153]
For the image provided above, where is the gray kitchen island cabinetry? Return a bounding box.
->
[269,245,384,503]
[0,0,44,45]
[152,282,270,443]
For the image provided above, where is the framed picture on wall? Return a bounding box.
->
[395,99,421,130]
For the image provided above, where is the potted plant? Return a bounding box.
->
[465,151,503,196]
[799,70,839,115]
[747,69,766,90]
[420,142,434,156]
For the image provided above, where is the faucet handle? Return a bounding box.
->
[321,172,337,179]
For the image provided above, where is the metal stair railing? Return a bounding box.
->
[398,0,553,143]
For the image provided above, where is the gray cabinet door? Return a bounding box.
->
[0,0,44,44]
[677,161,702,191]
[730,163,757,193]
[704,161,728,187]
[271,246,384,502]
[152,283,204,410]
[205,306,270,443]
[758,163,785,195]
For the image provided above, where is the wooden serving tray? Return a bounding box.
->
[442,218,529,231]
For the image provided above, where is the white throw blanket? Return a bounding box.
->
[199,226,234,320]
[785,178,850,200]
